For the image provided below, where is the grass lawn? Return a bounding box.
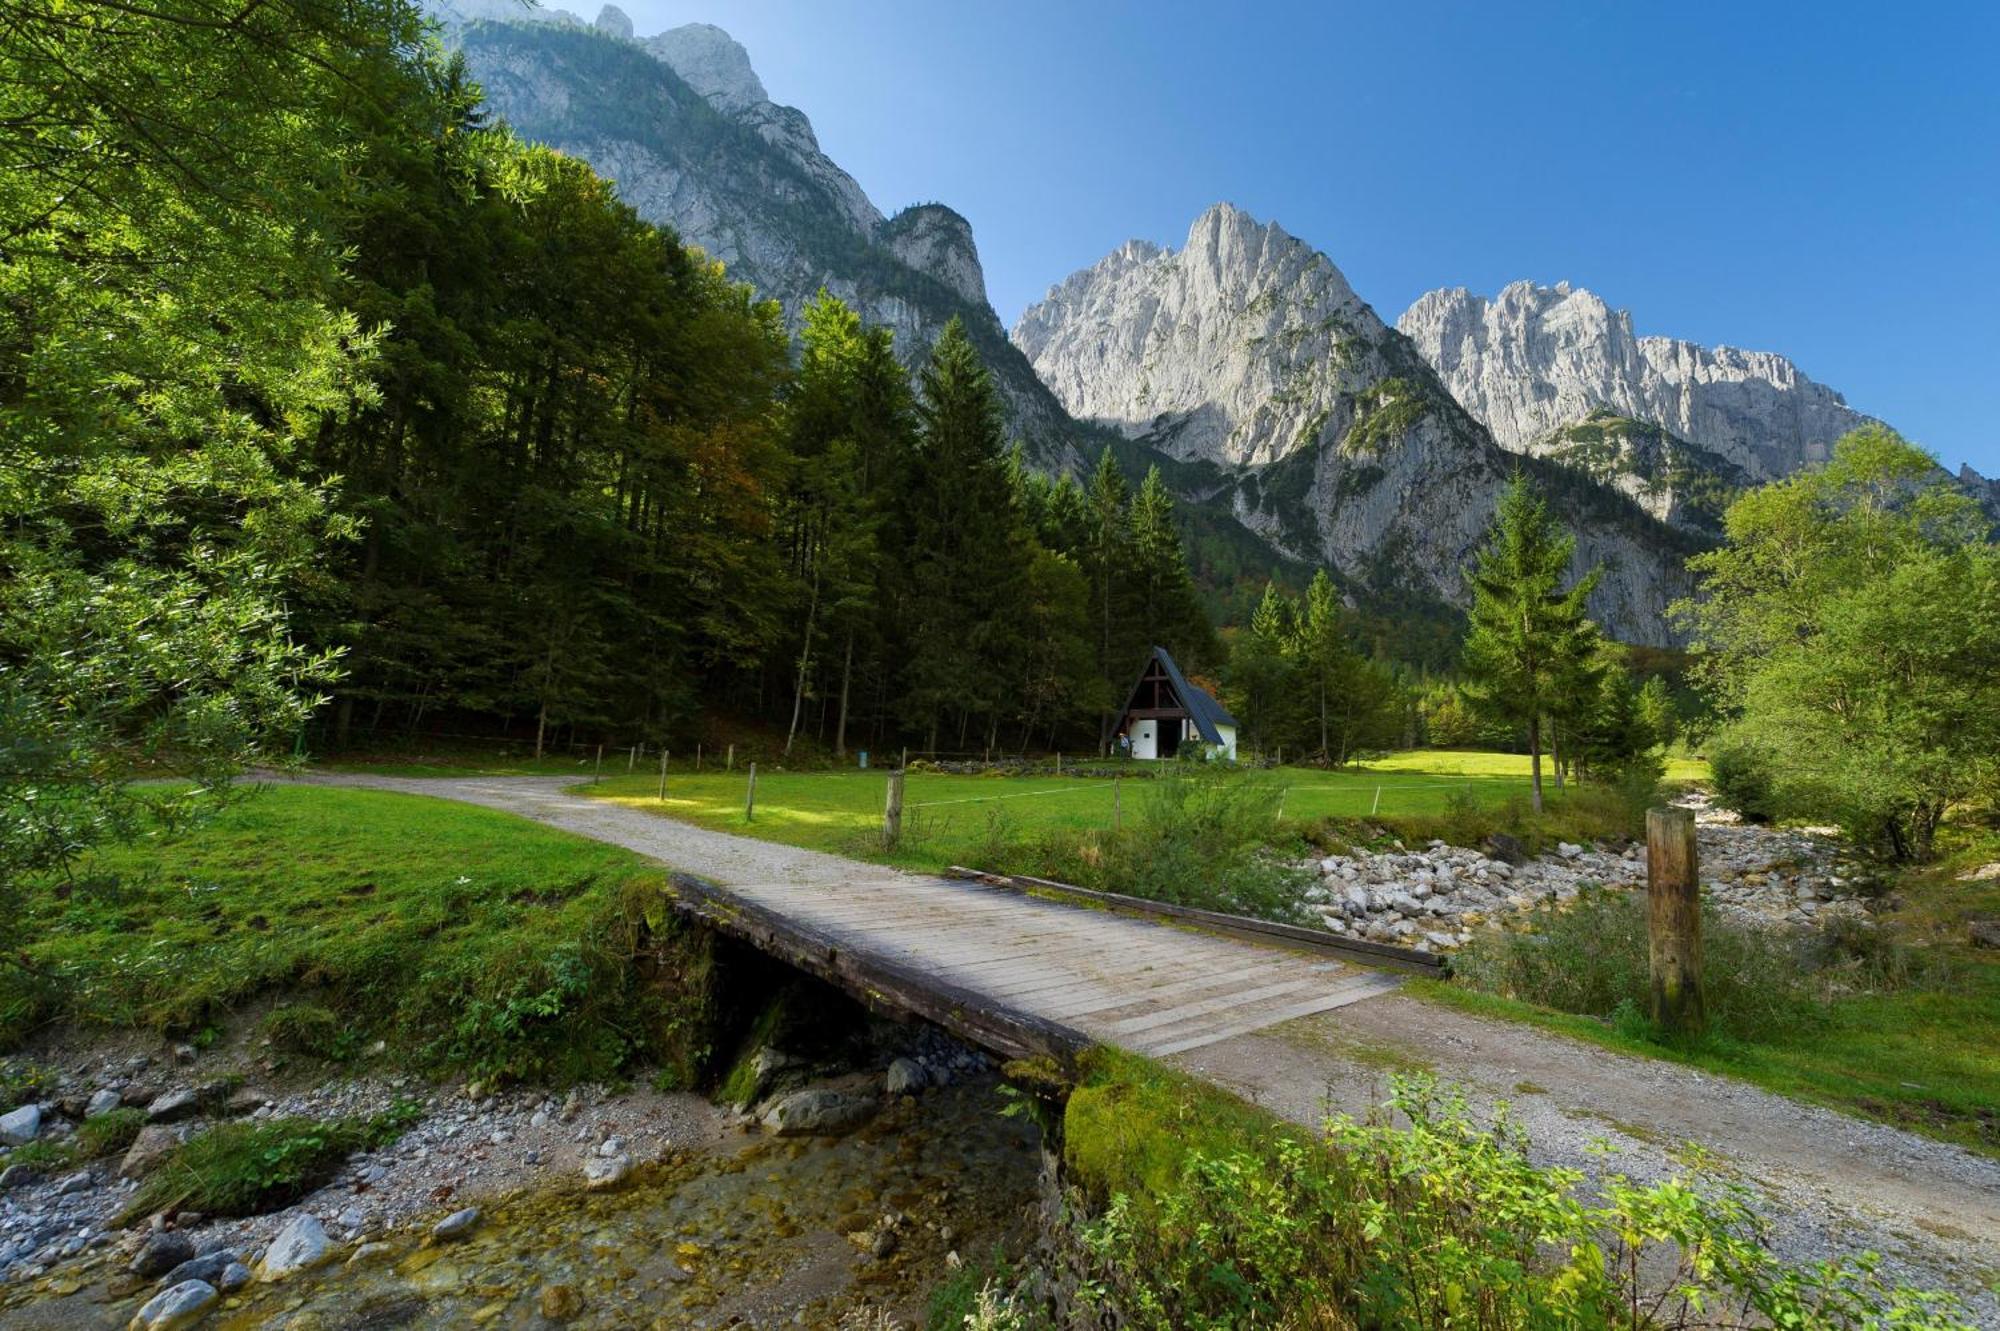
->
[0,786,706,1083]
[579,748,1688,872]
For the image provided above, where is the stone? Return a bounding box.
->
[159,1251,233,1288]
[0,1163,45,1191]
[217,1262,251,1293]
[130,1231,196,1280]
[540,1283,585,1320]
[884,1058,926,1096]
[146,1089,200,1124]
[256,1213,333,1280]
[582,1154,632,1192]
[1969,920,2000,950]
[121,1126,180,1178]
[127,1279,217,1331]
[347,1242,392,1267]
[0,1103,41,1147]
[761,1087,879,1137]
[1557,842,1584,860]
[1483,834,1526,865]
[1956,862,2000,882]
[223,1088,269,1116]
[431,1208,482,1242]
[596,1136,625,1158]
[87,1088,125,1118]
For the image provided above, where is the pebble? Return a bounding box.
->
[431,1207,482,1242]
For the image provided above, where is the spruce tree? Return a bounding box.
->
[905,318,1028,752]
[1459,474,1604,812]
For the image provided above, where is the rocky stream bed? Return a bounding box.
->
[0,1027,1039,1329]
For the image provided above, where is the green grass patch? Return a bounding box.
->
[119,1103,419,1223]
[76,1107,146,1160]
[0,786,716,1085]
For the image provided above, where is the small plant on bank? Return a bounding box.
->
[1072,1070,1972,1330]
[75,1107,146,1160]
[118,1101,420,1224]
[260,1003,349,1059]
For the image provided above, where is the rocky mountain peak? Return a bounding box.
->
[879,204,988,307]
[642,23,768,113]
[1011,202,1377,466]
[1398,282,1873,482]
[592,4,631,40]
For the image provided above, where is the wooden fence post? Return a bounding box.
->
[1113,775,1122,832]
[696,743,702,772]
[882,769,905,849]
[744,762,757,822]
[1646,806,1704,1036]
[658,750,668,802]
[594,744,603,783]
[727,743,735,772]
[628,744,637,773]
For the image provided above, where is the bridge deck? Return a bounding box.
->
[291,773,1400,1057]
[705,872,1400,1057]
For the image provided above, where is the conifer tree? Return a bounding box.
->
[905,318,1029,752]
[1459,474,1604,812]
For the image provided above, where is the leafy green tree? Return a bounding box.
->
[1226,583,1300,757]
[1292,571,1398,765]
[0,0,440,885]
[1682,428,2000,859]
[1459,475,1604,812]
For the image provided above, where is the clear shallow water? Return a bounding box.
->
[5,1080,1041,1329]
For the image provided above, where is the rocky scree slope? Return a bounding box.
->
[1013,204,1702,644]
[436,8,1082,464]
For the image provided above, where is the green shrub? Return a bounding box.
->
[1073,1070,1971,1330]
[261,1003,347,1059]
[1026,766,1313,923]
[75,1107,146,1159]
[926,1248,1017,1331]
[0,1060,53,1113]
[1710,742,1778,823]
[1451,889,1945,1045]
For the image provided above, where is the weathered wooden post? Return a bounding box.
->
[882,768,905,849]
[900,746,908,770]
[658,750,668,802]
[1113,775,1122,831]
[1055,751,1062,776]
[727,743,735,772]
[1646,806,1704,1036]
[696,743,702,772]
[744,762,757,822]
[594,744,603,783]
[628,744,637,773]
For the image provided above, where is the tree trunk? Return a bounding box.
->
[784,564,820,758]
[1528,714,1544,814]
[1552,723,1566,791]
[833,632,854,758]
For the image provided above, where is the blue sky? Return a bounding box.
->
[611,1,1999,474]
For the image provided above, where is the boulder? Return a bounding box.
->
[761,1088,878,1137]
[1969,919,2000,950]
[86,1089,125,1118]
[431,1207,481,1242]
[256,1213,333,1281]
[0,1163,45,1191]
[0,1103,41,1147]
[582,1153,632,1192]
[158,1251,233,1287]
[130,1231,197,1280]
[127,1279,217,1331]
[217,1263,251,1293]
[884,1058,927,1096]
[121,1125,181,1178]
[146,1089,200,1124]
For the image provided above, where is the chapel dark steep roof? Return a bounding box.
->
[1124,646,1236,745]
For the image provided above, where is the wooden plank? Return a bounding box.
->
[944,866,1445,974]
[1142,974,1405,1056]
[1103,975,1329,1036]
[664,872,1089,1068]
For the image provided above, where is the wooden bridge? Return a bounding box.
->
[292,773,1421,1063]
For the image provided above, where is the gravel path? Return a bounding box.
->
[283,772,2000,1322]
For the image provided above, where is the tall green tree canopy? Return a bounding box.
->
[1459,474,1604,811]
[1682,428,2000,858]
[0,0,435,884]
